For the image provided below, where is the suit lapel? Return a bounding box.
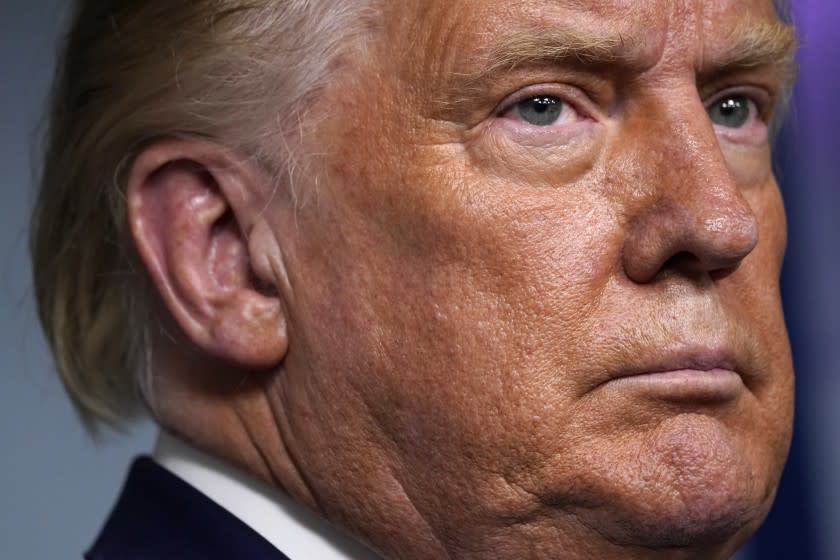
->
[86,458,291,560]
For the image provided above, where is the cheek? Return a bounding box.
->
[732,178,792,413]
[466,119,604,189]
[731,177,787,333]
[758,178,788,266]
[316,158,624,469]
[290,70,638,483]
[722,143,773,186]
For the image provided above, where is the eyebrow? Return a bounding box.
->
[430,20,799,127]
[457,21,797,89]
[431,27,636,115]
[702,21,798,81]
[462,27,634,86]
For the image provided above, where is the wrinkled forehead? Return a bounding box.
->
[380,0,783,36]
[375,0,790,79]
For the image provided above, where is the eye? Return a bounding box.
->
[491,87,597,145]
[515,96,566,126]
[502,95,581,127]
[707,94,754,129]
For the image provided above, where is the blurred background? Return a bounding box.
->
[1,1,836,558]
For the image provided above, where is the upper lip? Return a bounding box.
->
[634,349,736,375]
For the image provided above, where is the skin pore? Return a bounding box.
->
[128,0,796,558]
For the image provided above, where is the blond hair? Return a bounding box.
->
[30,0,370,433]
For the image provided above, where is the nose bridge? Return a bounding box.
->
[663,110,728,192]
[620,89,760,283]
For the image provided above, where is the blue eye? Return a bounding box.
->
[708,95,752,129]
[515,96,565,126]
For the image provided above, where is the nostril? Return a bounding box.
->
[662,251,699,271]
[622,194,760,284]
[656,249,746,283]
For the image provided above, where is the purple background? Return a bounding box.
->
[747,1,840,558]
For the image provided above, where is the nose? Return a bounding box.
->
[620,106,760,284]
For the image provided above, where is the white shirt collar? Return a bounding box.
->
[153,431,382,560]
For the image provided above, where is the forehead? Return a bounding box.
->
[378,0,783,75]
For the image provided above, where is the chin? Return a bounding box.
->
[592,486,773,551]
[550,413,783,551]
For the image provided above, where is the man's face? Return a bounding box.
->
[270,0,795,556]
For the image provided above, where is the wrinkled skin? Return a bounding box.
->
[149,0,796,558]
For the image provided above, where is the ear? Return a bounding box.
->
[127,138,288,369]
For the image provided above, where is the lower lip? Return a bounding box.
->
[607,369,744,402]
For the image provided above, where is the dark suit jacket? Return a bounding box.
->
[86,457,291,559]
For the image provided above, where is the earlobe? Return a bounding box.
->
[127,139,288,369]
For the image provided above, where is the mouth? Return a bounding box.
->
[601,349,745,403]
